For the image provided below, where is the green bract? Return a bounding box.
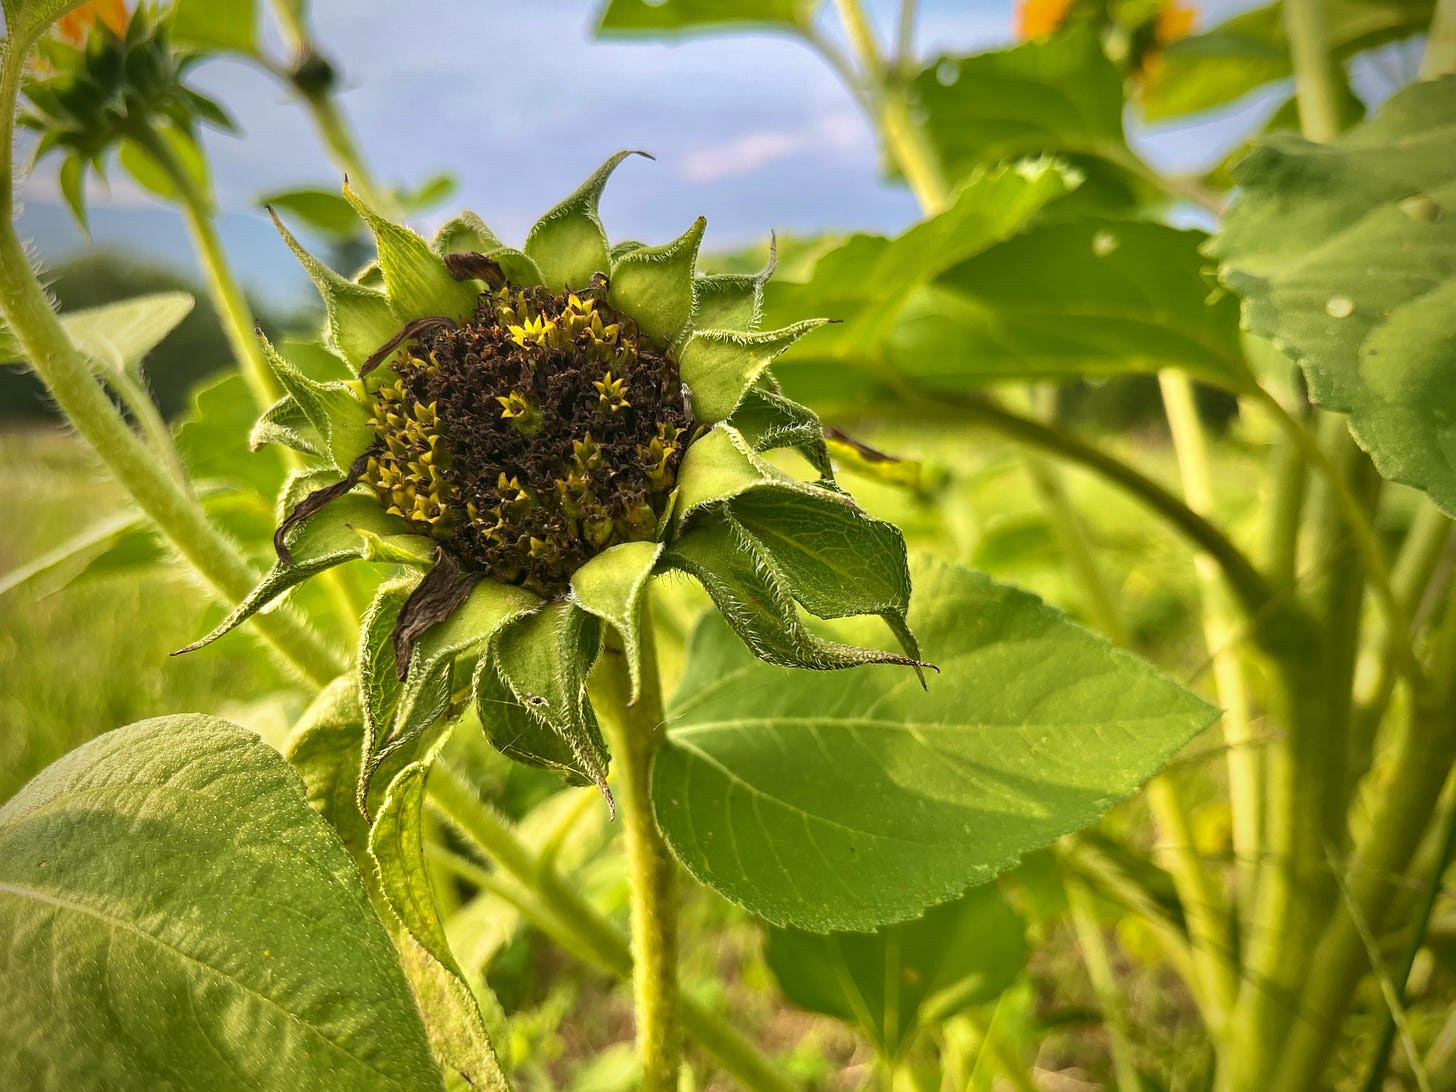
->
[180,152,928,807]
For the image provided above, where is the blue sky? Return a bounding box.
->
[14,0,1276,310]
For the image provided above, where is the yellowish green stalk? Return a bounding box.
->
[1421,0,1456,77]
[1065,877,1145,1092]
[591,625,680,1092]
[123,126,279,410]
[1159,374,1259,935]
[0,34,344,688]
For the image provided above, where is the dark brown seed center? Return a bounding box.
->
[364,285,693,596]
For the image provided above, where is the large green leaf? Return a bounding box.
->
[906,30,1132,190]
[654,554,1216,930]
[758,161,1073,406]
[1210,77,1456,515]
[0,715,442,1090]
[596,0,813,36]
[765,885,1028,1061]
[894,219,1251,389]
[1141,0,1434,122]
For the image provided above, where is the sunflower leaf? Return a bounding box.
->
[361,577,539,810]
[0,715,442,1090]
[728,386,833,478]
[370,758,511,1091]
[679,319,832,423]
[665,514,926,674]
[654,554,1217,930]
[673,424,823,526]
[1210,76,1456,514]
[728,485,921,667]
[488,603,612,807]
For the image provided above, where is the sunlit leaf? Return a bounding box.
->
[654,553,1216,929]
[1210,76,1456,514]
[0,715,442,1090]
[896,219,1250,389]
[906,30,1131,190]
[371,760,510,1091]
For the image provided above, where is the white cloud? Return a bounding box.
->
[678,111,870,184]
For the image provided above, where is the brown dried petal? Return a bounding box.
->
[391,547,483,679]
[273,453,370,564]
[359,315,456,377]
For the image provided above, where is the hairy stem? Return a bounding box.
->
[0,34,343,687]
[591,625,680,1091]
[427,767,795,1091]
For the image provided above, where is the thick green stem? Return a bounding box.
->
[591,626,680,1092]
[1269,668,1456,1088]
[427,767,795,1092]
[1159,373,1259,934]
[1250,387,1418,683]
[0,36,343,687]
[1285,0,1342,144]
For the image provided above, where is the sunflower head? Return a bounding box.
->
[360,278,693,596]
[179,151,928,809]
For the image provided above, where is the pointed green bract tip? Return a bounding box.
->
[343,180,479,322]
[692,236,776,334]
[524,150,653,291]
[268,206,400,371]
[608,215,706,347]
[678,318,833,423]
